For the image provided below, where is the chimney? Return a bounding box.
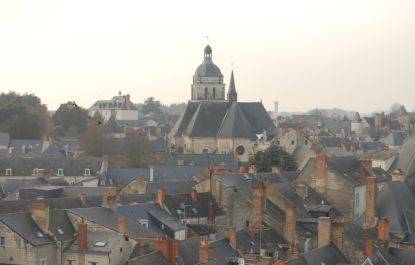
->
[79,193,86,205]
[204,166,212,192]
[78,222,88,251]
[315,153,327,193]
[365,176,377,229]
[199,238,210,264]
[295,183,308,199]
[155,236,179,263]
[272,166,281,173]
[365,238,373,257]
[118,216,127,234]
[149,166,154,182]
[361,157,373,176]
[207,200,215,230]
[378,218,390,241]
[157,188,165,206]
[31,202,50,232]
[331,220,344,250]
[249,165,257,174]
[252,181,266,230]
[224,227,236,248]
[375,113,382,131]
[102,191,117,211]
[238,167,248,173]
[284,207,295,245]
[191,189,198,201]
[317,217,331,248]
[102,192,110,209]
[392,169,406,182]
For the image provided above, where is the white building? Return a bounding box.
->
[89,93,138,121]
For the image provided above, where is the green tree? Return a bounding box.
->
[141,97,162,115]
[0,92,48,139]
[52,102,89,136]
[249,145,297,172]
[80,122,105,156]
[125,128,150,167]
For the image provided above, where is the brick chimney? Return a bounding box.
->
[365,238,373,257]
[224,227,237,248]
[317,217,331,248]
[315,153,327,194]
[204,166,212,192]
[155,235,179,263]
[31,202,50,232]
[365,176,377,229]
[207,200,215,230]
[392,169,406,182]
[199,238,210,264]
[378,218,390,241]
[375,113,382,131]
[102,191,117,211]
[252,181,266,230]
[118,216,127,234]
[331,220,344,250]
[284,207,295,245]
[79,193,86,205]
[361,157,373,176]
[191,189,198,201]
[78,222,88,251]
[157,188,165,206]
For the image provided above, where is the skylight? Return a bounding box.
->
[37,231,44,238]
[57,228,64,235]
[94,241,107,247]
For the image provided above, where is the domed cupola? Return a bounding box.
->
[191,45,226,101]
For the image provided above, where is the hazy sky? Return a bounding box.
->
[0,0,415,112]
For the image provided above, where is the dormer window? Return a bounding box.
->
[57,168,64,176]
[5,168,12,176]
[84,168,91,176]
[33,168,39,176]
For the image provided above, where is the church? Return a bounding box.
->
[168,45,275,162]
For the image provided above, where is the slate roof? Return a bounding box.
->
[127,251,171,265]
[383,132,408,147]
[287,242,349,265]
[68,207,156,240]
[8,139,44,156]
[163,192,222,219]
[392,134,415,176]
[194,55,223,78]
[177,237,241,265]
[0,212,54,246]
[352,112,362,123]
[363,246,405,265]
[0,156,102,176]
[0,132,9,146]
[389,247,415,265]
[104,114,124,134]
[146,181,196,197]
[377,181,415,235]
[66,230,123,254]
[166,153,238,169]
[169,101,275,140]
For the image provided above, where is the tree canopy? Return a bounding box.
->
[0,92,49,139]
[249,145,297,173]
[141,97,162,114]
[52,102,90,136]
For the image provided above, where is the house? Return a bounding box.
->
[89,92,138,121]
[370,150,398,171]
[286,242,349,265]
[296,155,391,221]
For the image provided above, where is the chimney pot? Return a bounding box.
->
[252,181,266,230]
[284,207,295,244]
[191,189,198,201]
[31,202,50,232]
[365,238,373,257]
[118,216,127,234]
[378,218,390,241]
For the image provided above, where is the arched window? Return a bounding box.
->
[84,168,91,176]
[212,87,216,99]
[205,87,208,99]
[236,145,246,155]
[5,168,12,176]
[57,168,64,176]
[202,148,209,154]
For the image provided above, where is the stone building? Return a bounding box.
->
[169,45,275,162]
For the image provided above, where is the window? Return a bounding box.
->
[0,236,5,246]
[84,168,91,176]
[212,87,216,99]
[33,168,39,176]
[205,87,208,99]
[89,262,98,265]
[202,148,209,154]
[304,139,308,145]
[67,260,75,265]
[291,140,295,145]
[57,168,64,176]
[235,145,245,155]
[120,247,123,252]
[40,258,47,265]
[5,168,12,176]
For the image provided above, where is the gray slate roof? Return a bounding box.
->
[0,132,9,146]
[127,251,171,265]
[288,242,349,265]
